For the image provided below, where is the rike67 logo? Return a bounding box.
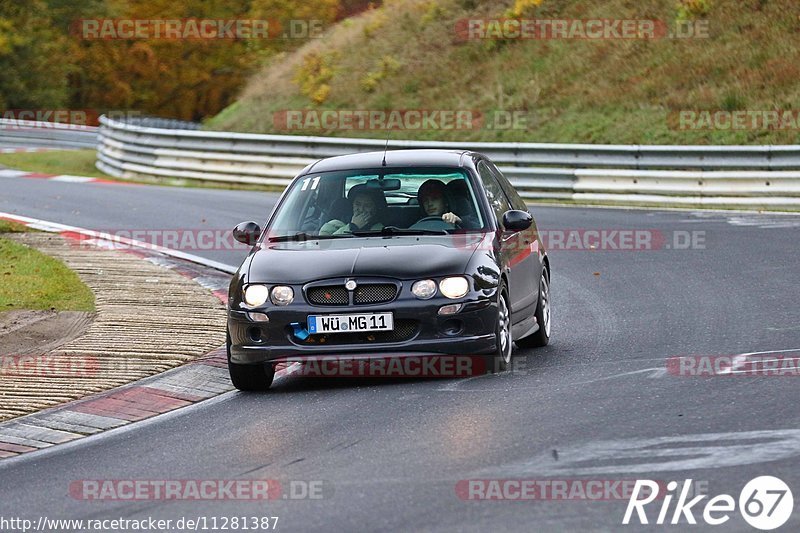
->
[623,477,794,530]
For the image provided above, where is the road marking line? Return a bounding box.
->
[716,348,800,375]
[50,175,96,183]
[490,429,800,476]
[571,367,666,385]
[0,169,28,178]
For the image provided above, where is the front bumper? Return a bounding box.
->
[228,292,498,365]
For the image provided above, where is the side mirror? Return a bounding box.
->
[233,221,262,245]
[502,210,532,232]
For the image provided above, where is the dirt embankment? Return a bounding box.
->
[0,310,94,357]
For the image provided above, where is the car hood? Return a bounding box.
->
[247,234,491,283]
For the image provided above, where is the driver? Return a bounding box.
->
[414,179,465,226]
[319,185,386,235]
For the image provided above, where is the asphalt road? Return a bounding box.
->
[1,177,799,532]
[1,142,49,150]
[0,141,84,151]
[0,178,273,266]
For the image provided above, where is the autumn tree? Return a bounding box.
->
[2,0,348,120]
[0,0,71,110]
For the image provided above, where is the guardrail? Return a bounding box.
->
[5,116,799,208]
[95,116,800,208]
[0,119,98,149]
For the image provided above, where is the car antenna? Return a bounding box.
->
[381,135,390,167]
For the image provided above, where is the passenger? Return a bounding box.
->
[319,184,387,235]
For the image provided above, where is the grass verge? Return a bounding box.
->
[0,150,286,192]
[0,150,109,178]
[0,220,30,233]
[0,232,95,312]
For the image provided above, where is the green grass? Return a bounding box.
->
[0,150,111,178]
[0,236,95,312]
[0,220,29,233]
[207,0,800,145]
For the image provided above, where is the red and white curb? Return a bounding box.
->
[0,349,234,458]
[0,212,236,275]
[0,168,122,184]
[0,213,291,460]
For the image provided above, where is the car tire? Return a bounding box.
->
[486,285,512,373]
[516,268,551,348]
[227,329,275,391]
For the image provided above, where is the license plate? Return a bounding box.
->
[308,313,394,334]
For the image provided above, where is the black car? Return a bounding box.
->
[227,149,551,390]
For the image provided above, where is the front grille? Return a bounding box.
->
[307,286,349,306]
[299,319,418,345]
[354,284,397,305]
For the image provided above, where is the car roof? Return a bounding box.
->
[303,149,479,174]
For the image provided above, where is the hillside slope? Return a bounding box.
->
[208,0,800,144]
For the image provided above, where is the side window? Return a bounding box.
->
[477,161,512,229]
[488,161,528,212]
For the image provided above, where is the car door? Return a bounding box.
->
[487,160,545,308]
[476,160,538,320]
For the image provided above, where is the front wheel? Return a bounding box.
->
[485,286,512,373]
[516,268,551,348]
[227,330,275,391]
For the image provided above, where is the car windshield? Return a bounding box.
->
[267,167,486,238]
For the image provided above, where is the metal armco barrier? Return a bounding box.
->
[0,119,98,149]
[95,116,800,208]
[10,116,800,208]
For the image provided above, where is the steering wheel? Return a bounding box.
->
[409,216,456,231]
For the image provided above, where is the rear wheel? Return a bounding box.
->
[516,268,551,348]
[227,330,275,391]
[485,286,512,373]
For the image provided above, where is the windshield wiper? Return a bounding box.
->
[267,232,348,242]
[351,226,449,237]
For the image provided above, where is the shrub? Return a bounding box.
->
[677,0,713,21]
[293,52,338,104]
[360,55,401,93]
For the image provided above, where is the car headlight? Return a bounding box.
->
[270,285,294,306]
[243,284,269,307]
[439,276,469,299]
[412,279,437,299]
